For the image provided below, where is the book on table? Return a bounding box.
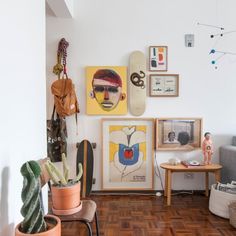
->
[181,160,204,168]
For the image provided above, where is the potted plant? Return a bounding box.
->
[15,160,61,236]
[45,153,83,215]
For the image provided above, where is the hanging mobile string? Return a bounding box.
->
[211,53,226,69]
[210,30,236,38]
[198,21,236,68]
[209,49,236,69]
[197,22,224,30]
[210,49,236,56]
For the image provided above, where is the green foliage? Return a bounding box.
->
[75,163,83,182]
[20,160,41,178]
[20,161,47,234]
[45,153,83,187]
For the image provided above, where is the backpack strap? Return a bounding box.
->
[51,105,60,121]
[75,112,78,135]
[51,105,56,121]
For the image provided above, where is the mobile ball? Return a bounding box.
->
[210,49,215,54]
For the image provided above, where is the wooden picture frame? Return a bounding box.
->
[149,74,179,97]
[149,46,168,71]
[102,118,154,190]
[156,118,202,151]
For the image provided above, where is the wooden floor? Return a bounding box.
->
[57,193,236,236]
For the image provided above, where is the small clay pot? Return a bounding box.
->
[51,181,81,215]
[15,215,61,236]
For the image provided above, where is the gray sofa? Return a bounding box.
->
[219,136,236,183]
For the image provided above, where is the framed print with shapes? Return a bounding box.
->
[149,74,179,97]
[86,66,127,115]
[149,46,168,71]
[102,118,154,190]
[156,118,202,151]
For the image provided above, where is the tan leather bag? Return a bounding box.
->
[51,78,79,117]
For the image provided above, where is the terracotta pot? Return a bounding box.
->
[51,181,81,215]
[15,215,61,236]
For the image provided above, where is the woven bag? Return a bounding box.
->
[229,201,236,228]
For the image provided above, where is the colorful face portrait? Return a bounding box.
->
[86,67,127,115]
[92,69,125,111]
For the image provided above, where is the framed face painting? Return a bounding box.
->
[102,118,154,190]
[156,118,202,151]
[149,46,168,71]
[149,74,179,97]
[86,66,127,115]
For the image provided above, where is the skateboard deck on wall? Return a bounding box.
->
[76,140,94,198]
[129,51,146,116]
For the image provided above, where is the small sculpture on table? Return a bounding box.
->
[202,132,213,165]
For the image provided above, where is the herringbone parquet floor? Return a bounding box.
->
[57,193,236,236]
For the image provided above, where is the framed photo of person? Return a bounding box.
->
[156,118,202,151]
[149,74,179,97]
[149,46,168,71]
[101,118,154,190]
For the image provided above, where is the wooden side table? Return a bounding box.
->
[160,163,222,206]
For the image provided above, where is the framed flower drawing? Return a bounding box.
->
[102,118,154,190]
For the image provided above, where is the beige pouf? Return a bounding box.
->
[229,201,236,228]
[209,184,236,219]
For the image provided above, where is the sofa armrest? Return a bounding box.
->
[219,145,236,183]
[233,136,236,146]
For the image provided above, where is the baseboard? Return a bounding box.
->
[90,190,206,196]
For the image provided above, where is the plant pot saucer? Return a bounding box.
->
[52,201,83,215]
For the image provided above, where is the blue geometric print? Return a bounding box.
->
[118,143,139,165]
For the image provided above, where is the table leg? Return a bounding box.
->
[164,170,168,197]
[215,170,221,183]
[167,170,172,206]
[205,172,209,197]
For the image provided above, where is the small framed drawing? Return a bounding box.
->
[156,118,202,151]
[149,74,179,97]
[149,46,168,71]
[102,118,154,190]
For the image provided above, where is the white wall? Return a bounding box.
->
[0,1,46,235]
[46,0,236,191]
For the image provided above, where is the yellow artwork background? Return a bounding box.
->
[109,125,147,162]
[86,66,127,115]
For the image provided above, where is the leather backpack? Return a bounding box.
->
[51,77,79,117]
